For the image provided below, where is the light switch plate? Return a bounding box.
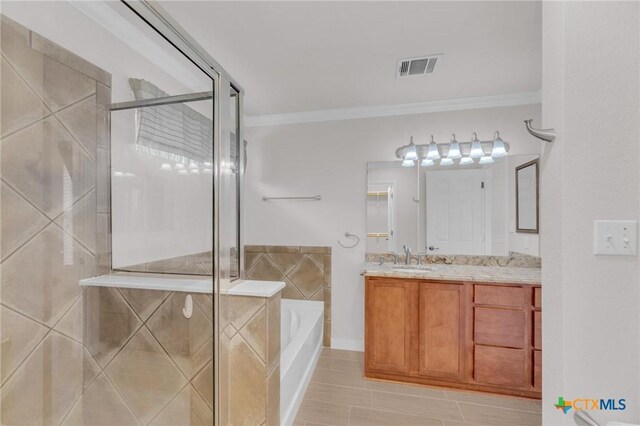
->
[593,220,637,256]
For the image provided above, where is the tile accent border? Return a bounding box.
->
[245,245,331,347]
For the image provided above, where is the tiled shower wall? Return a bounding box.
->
[0,16,213,425]
[0,15,109,424]
[245,245,331,346]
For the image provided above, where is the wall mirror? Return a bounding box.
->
[515,159,539,234]
[366,154,540,257]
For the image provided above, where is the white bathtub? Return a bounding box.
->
[280,299,324,426]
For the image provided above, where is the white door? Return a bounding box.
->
[425,169,484,255]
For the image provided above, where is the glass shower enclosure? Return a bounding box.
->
[0,1,242,425]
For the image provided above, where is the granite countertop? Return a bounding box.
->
[361,262,541,285]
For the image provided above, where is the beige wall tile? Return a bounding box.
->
[1,117,96,218]
[192,360,213,409]
[149,385,213,426]
[0,305,48,385]
[281,278,305,300]
[0,332,84,425]
[55,94,98,160]
[118,288,170,322]
[62,374,138,426]
[288,257,324,298]
[146,292,213,379]
[54,294,84,342]
[105,327,187,424]
[1,225,92,326]
[268,252,304,275]
[0,181,49,260]
[0,57,47,138]
[239,305,267,362]
[266,365,280,426]
[229,295,265,330]
[246,254,285,281]
[266,294,281,373]
[267,245,300,253]
[229,334,266,426]
[84,286,141,367]
[54,189,97,254]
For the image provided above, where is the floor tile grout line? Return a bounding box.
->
[455,400,542,415]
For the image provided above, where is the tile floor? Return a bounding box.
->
[294,348,542,426]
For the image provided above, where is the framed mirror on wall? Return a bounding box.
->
[515,159,539,234]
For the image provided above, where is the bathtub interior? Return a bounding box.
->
[280,299,324,426]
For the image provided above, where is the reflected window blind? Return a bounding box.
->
[129,78,213,163]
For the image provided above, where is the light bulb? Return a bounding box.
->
[447,133,461,159]
[160,163,172,171]
[174,163,186,170]
[470,132,483,158]
[491,131,508,158]
[402,159,415,167]
[404,136,418,161]
[460,157,474,166]
[479,156,494,164]
[188,161,199,170]
[426,135,441,160]
[421,158,434,167]
[440,158,454,166]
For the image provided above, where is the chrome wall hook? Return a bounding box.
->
[524,119,556,142]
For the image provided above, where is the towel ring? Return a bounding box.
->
[338,232,360,249]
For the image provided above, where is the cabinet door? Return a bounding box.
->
[418,282,467,381]
[365,279,415,374]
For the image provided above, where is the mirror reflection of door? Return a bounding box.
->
[516,159,539,234]
[425,169,484,255]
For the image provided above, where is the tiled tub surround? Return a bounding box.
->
[366,251,542,269]
[361,263,542,285]
[0,15,112,425]
[245,245,332,347]
[220,292,282,426]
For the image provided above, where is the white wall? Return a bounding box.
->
[245,104,542,350]
[542,2,640,424]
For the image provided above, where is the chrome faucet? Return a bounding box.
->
[402,245,412,265]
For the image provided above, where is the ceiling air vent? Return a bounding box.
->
[396,54,442,79]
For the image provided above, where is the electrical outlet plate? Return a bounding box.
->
[593,220,637,256]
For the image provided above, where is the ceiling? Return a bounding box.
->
[160,1,541,117]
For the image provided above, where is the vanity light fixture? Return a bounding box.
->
[459,157,474,166]
[440,158,454,166]
[426,135,441,160]
[447,134,462,159]
[491,131,507,158]
[469,132,483,158]
[421,158,435,167]
[394,131,509,164]
[404,136,418,161]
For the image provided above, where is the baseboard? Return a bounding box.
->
[331,338,364,352]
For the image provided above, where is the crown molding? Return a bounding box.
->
[245,91,541,127]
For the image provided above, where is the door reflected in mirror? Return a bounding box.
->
[366,154,540,256]
[516,159,539,234]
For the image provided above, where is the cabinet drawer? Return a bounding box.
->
[533,350,542,390]
[533,287,541,309]
[533,311,542,350]
[475,345,526,388]
[475,285,524,308]
[475,307,525,349]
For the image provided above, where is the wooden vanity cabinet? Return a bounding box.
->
[365,276,541,399]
